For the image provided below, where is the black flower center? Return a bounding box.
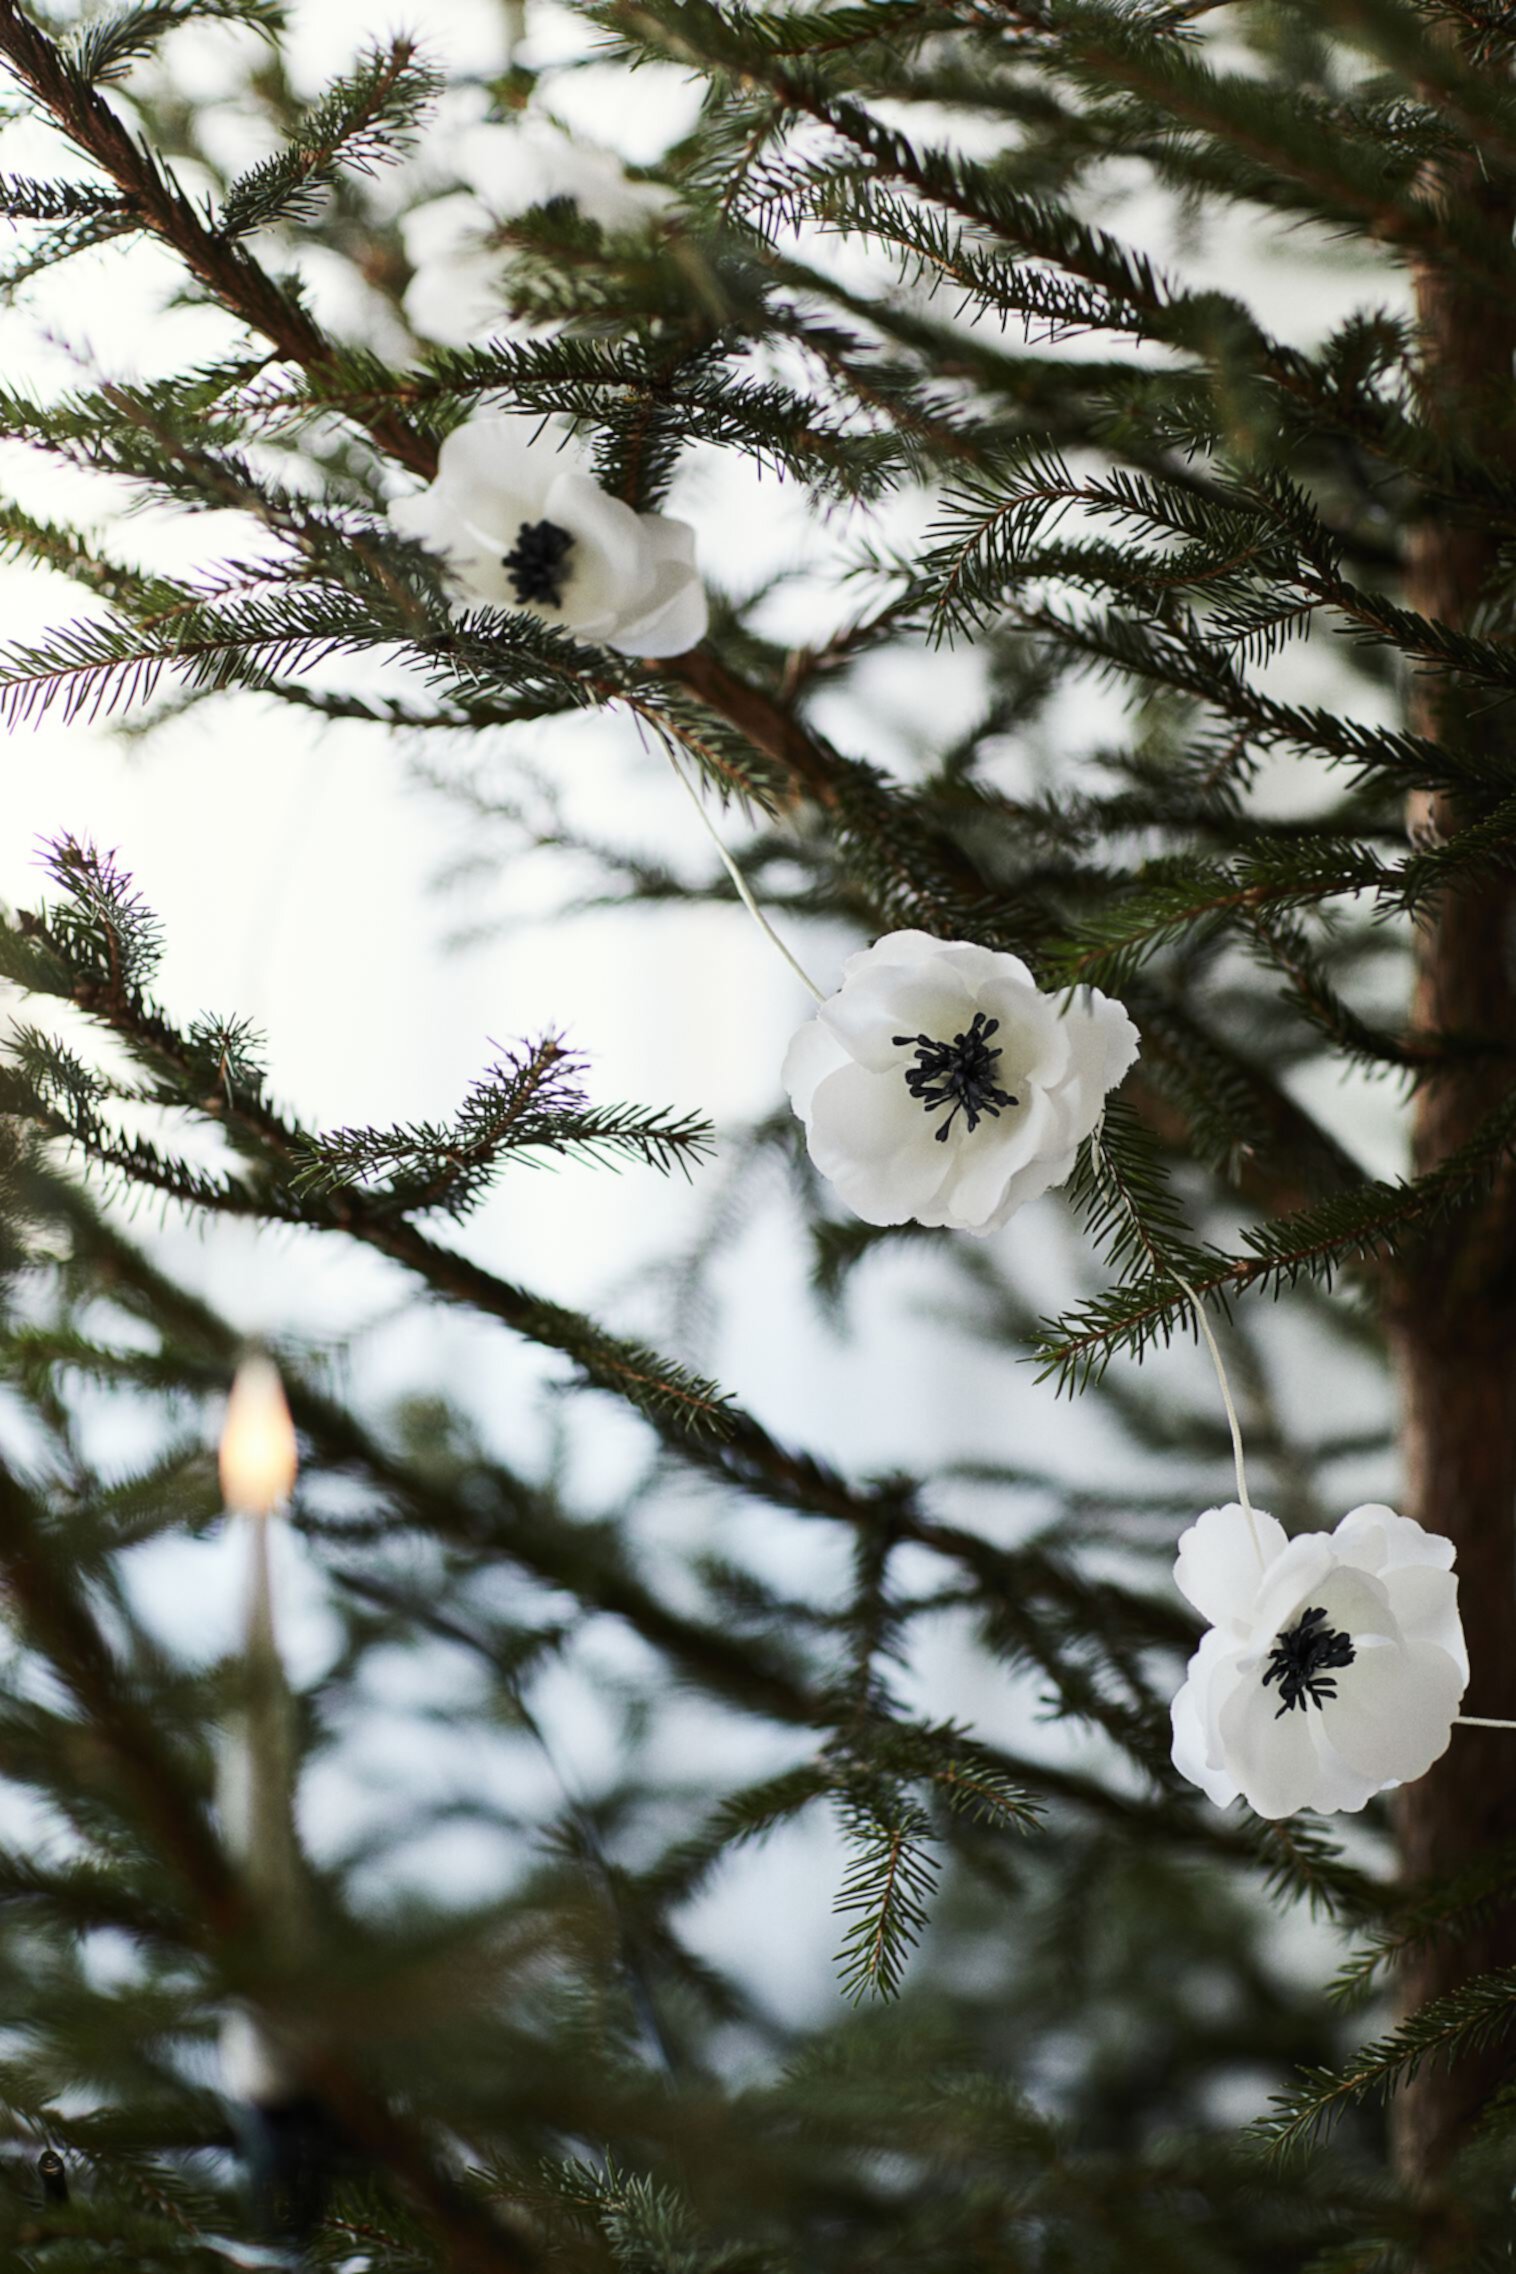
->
[1262,1605,1356,1717]
[892,1010,1019,1142]
[503,518,575,608]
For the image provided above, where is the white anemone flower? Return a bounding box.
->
[388,411,708,658]
[781,929,1139,1232]
[400,191,520,349]
[401,118,677,348]
[1170,1501,1468,1819]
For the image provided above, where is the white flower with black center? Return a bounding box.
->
[781,929,1139,1232]
[401,118,677,348]
[1169,1501,1468,1819]
[388,411,708,658]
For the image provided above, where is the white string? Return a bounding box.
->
[662,746,825,1002]
[1166,1260,1265,1568]
[1088,1129,1264,1568]
[1455,1716,1516,1731]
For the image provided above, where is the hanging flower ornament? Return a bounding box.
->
[782,929,1139,1232]
[1169,1501,1470,1818]
[651,771,1510,1818]
[388,411,708,659]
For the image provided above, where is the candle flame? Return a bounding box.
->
[219,1353,298,1516]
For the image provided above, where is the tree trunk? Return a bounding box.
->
[1388,143,1516,2193]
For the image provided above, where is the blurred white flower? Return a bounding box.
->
[401,190,517,349]
[1170,1501,1468,1819]
[401,117,676,346]
[388,410,708,658]
[782,929,1138,1232]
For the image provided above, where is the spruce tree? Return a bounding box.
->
[1,0,1515,2266]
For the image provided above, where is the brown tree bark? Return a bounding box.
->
[1388,142,1516,2194]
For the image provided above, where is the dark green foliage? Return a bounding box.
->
[65,2,283,87]
[1,0,1516,2266]
[290,1039,716,1215]
[1259,1965,1516,2157]
[216,37,442,236]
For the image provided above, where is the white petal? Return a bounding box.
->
[635,509,697,575]
[1044,988,1141,1147]
[537,469,651,634]
[804,1060,956,1224]
[838,930,959,987]
[972,1148,1071,1233]
[1308,1563,1400,1641]
[781,1015,845,1123]
[387,485,453,548]
[387,485,521,609]
[1173,1502,1288,1630]
[609,514,707,655]
[1170,1629,1243,1807]
[445,549,522,610]
[437,412,565,511]
[1380,1562,1467,1683]
[1245,1532,1338,1646]
[1325,1640,1464,1787]
[609,570,708,656]
[967,975,1069,1090]
[1084,985,1143,1091]
[1218,1676,1322,1819]
[1334,1504,1455,1575]
[934,940,1039,993]
[819,961,975,1074]
[1300,1733,1386,1816]
[931,1087,1057,1227]
[823,1151,957,1229]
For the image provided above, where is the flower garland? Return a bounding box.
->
[658,762,1515,1820]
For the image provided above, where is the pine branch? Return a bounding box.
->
[66,0,283,86]
[1048,844,1390,994]
[1070,1095,1201,1288]
[1132,992,1368,1210]
[1248,1816,1388,1928]
[984,0,1516,282]
[1332,1841,1516,2007]
[0,587,410,728]
[0,168,136,219]
[1037,1072,1516,1389]
[289,1039,715,1219]
[1258,1964,1516,2158]
[0,0,432,475]
[248,335,904,507]
[833,1798,939,2001]
[0,1453,238,1936]
[1245,911,1443,1075]
[217,37,441,237]
[0,0,903,849]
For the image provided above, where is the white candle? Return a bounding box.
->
[219,1353,298,1519]
[215,1351,307,2120]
